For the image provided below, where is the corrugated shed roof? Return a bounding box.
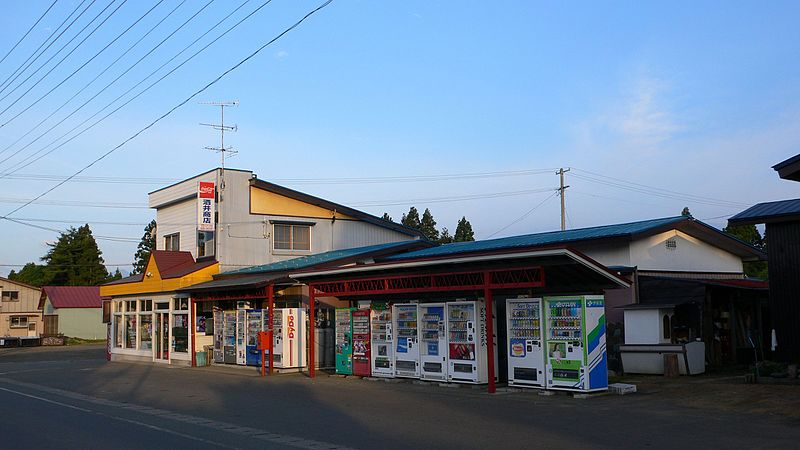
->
[224,241,431,276]
[729,199,800,224]
[41,286,102,309]
[383,216,689,261]
[177,273,288,293]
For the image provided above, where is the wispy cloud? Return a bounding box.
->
[614,75,682,147]
[275,50,289,60]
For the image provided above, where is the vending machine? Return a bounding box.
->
[446,300,496,384]
[544,295,608,392]
[223,311,237,364]
[213,310,224,364]
[273,308,307,369]
[245,309,267,366]
[370,305,393,377]
[506,298,545,388]
[392,303,420,378]
[352,309,371,377]
[236,309,247,365]
[335,308,354,375]
[419,303,447,381]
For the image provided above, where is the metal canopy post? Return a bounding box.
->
[191,299,197,368]
[309,286,316,378]
[484,273,496,394]
[268,284,274,375]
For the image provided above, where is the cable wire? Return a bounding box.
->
[486,190,559,238]
[0,0,59,66]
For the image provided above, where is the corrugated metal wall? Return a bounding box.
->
[766,221,800,361]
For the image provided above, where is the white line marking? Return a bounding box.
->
[0,386,92,412]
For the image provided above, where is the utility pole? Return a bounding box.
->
[557,168,570,231]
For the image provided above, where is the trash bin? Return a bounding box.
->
[196,351,207,367]
[204,345,214,366]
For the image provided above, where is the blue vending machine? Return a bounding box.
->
[245,309,266,366]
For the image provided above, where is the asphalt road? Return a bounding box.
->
[0,345,798,449]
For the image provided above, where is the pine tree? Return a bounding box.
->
[42,224,111,286]
[381,213,393,222]
[8,262,50,286]
[401,207,421,230]
[419,208,439,241]
[453,217,475,242]
[132,219,156,274]
[110,268,123,280]
[438,227,454,244]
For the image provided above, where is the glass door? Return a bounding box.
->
[154,311,170,362]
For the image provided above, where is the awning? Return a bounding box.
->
[176,273,291,294]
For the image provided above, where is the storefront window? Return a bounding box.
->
[172,313,188,353]
[126,315,137,349]
[140,314,153,350]
[113,304,123,347]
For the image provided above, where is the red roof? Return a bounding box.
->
[152,250,217,279]
[702,279,769,290]
[40,286,102,309]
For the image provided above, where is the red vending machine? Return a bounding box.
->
[352,309,371,377]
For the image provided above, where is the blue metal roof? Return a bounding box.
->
[222,240,427,275]
[729,198,800,224]
[383,216,689,261]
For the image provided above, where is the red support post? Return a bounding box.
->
[484,280,496,394]
[190,299,197,368]
[309,286,316,378]
[268,284,274,375]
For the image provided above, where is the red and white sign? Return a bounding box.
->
[197,182,215,231]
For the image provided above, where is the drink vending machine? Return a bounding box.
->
[335,308,354,375]
[245,310,268,366]
[236,309,247,365]
[544,295,607,392]
[370,305,393,377]
[446,300,497,384]
[419,303,447,381]
[213,310,224,363]
[352,309,371,377]
[506,298,545,388]
[223,311,237,364]
[392,303,420,378]
[272,308,307,369]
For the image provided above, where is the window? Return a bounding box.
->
[197,231,215,258]
[172,297,190,353]
[164,233,180,251]
[663,314,672,341]
[124,300,137,349]
[139,300,153,350]
[10,316,28,328]
[273,224,311,251]
[1,291,19,301]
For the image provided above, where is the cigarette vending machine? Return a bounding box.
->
[335,308,354,375]
[419,303,447,381]
[223,311,237,364]
[446,300,497,384]
[370,305,393,377]
[392,303,420,378]
[245,310,267,366]
[213,310,224,363]
[236,309,247,365]
[506,298,545,388]
[272,308,307,369]
[544,295,608,392]
[352,309,371,377]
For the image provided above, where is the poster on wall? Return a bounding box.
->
[196,316,207,333]
[197,181,215,231]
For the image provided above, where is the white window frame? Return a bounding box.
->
[164,233,180,251]
[272,223,312,253]
[10,316,28,328]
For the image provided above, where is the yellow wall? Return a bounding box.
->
[250,186,354,220]
[100,256,218,297]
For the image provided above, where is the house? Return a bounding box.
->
[0,277,42,341]
[101,167,425,365]
[39,286,105,340]
[729,153,800,362]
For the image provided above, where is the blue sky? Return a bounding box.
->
[1,0,799,275]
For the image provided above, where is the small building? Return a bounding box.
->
[39,286,105,340]
[0,277,42,339]
[730,153,800,361]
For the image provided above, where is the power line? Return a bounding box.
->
[349,187,556,207]
[0,197,147,209]
[1,216,139,242]
[0,0,59,66]
[0,0,186,160]
[0,0,165,129]
[0,0,260,175]
[486,190,559,238]
[0,0,91,96]
[0,0,334,222]
[0,0,129,124]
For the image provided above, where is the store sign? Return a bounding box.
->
[287,311,296,339]
[197,182,215,231]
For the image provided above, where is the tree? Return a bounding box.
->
[681,207,691,217]
[132,219,156,274]
[438,227,453,244]
[723,223,768,279]
[110,268,123,280]
[401,207,421,230]
[453,217,475,242]
[381,212,393,222]
[419,208,439,241]
[42,224,113,286]
[8,262,50,287]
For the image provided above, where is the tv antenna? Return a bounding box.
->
[200,100,239,172]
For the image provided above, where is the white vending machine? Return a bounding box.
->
[506,298,545,388]
[419,303,448,381]
[446,300,497,384]
[273,308,307,369]
[236,309,247,365]
[370,306,394,377]
[392,303,420,378]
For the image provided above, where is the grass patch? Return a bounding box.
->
[64,337,106,346]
